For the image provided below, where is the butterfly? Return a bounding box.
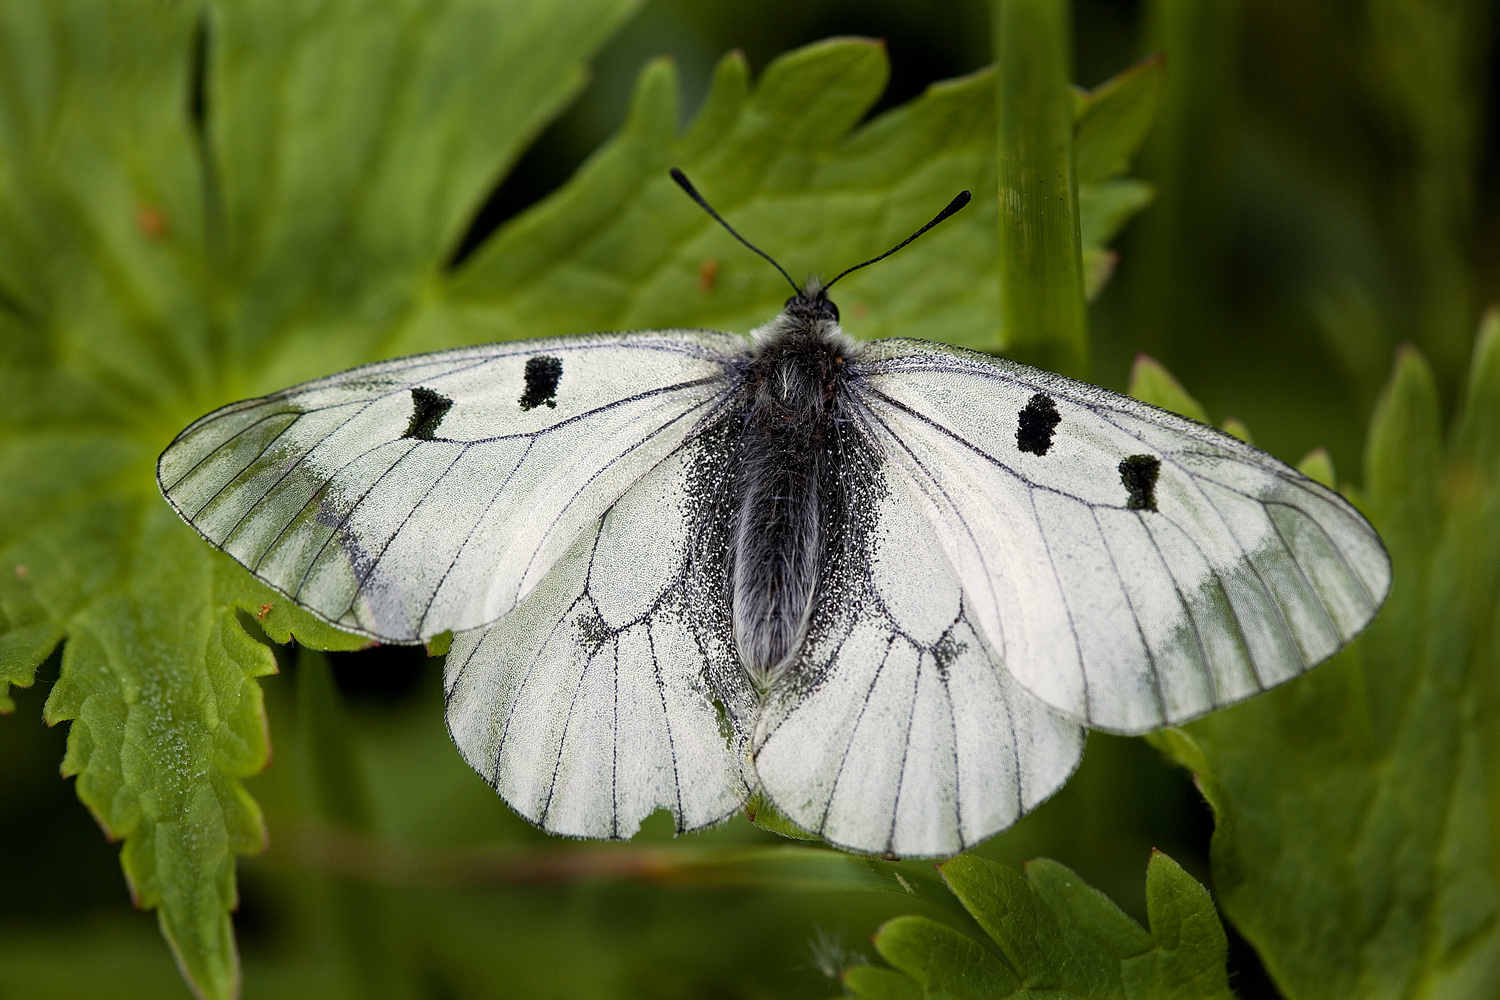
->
[157,170,1390,858]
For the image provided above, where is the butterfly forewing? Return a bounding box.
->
[157,332,743,642]
[852,340,1391,734]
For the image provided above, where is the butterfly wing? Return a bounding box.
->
[751,428,1085,858]
[443,435,755,838]
[850,339,1392,734]
[157,332,742,642]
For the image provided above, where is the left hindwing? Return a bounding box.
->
[850,339,1392,734]
[443,436,755,839]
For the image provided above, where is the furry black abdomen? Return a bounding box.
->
[728,310,856,685]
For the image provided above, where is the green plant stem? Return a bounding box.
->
[255,819,973,920]
[992,0,1088,377]
[1132,0,1239,360]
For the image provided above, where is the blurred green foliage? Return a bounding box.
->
[1,1,1497,999]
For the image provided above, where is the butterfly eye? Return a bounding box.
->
[824,299,840,322]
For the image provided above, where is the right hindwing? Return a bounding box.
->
[157,331,744,642]
[750,421,1085,858]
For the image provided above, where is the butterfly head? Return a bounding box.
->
[784,278,840,324]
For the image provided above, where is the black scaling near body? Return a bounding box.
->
[667,168,970,688]
[729,280,859,684]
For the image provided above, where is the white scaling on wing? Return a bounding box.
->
[853,339,1390,734]
[751,446,1085,858]
[443,442,750,840]
[157,332,743,641]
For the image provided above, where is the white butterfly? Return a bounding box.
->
[158,172,1390,858]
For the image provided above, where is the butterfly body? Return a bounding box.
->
[730,281,862,686]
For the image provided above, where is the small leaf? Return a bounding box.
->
[424,631,454,658]
[1079,178,1156,261]
[1297,447,1337,489]
[1128,354,1211,424]
[1083,248,1120,302]
[1073,55,1164,304]
[1073,54,1166,186]
[844,963,924,1000]
[866,853,1235,998]
[1121,851,1233,999]
[874,915,1021,999]
[744,789,822,842]
[1220,416,1252,443]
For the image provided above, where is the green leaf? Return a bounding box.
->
[1073,55,1166,188]
[861,852,1234,998]
[440,42,1004,351]
[202,0,644,393]
[1073,54,1163,304]
[844,963,925,1000]
[1157,331,1500,998]
[744,789,822,842]
[0,2,639,997]
[874,915,1021,999]
[1122,852,1235,999]
[435,37,1157,358]
[992,0,1088,376]
[1128,354,1210,423]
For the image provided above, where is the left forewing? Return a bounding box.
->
[158,332,742,642]
[849,340,1391,734]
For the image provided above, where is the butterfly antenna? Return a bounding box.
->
[824,191,972,291]
[670,168,800,295]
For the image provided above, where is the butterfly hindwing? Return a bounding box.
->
[751,426,1085,858]
[157,332,742,642]
[443,438,754,839]
[852,340,1391,734]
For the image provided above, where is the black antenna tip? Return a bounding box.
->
[823,189,974,291]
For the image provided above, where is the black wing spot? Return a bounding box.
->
[931,632,967,678]
[1016,393,1061,455]
[519,355,563,410]
[404,386,453,440]
[1119,454,1162,511]
[574,607,612,655]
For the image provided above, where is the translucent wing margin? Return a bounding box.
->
[157,332,743,642]
[851,339,1391,734]
[444,438,754,839]
[751,427,1085,858]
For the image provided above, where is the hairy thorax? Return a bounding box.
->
[731,303,861,687]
